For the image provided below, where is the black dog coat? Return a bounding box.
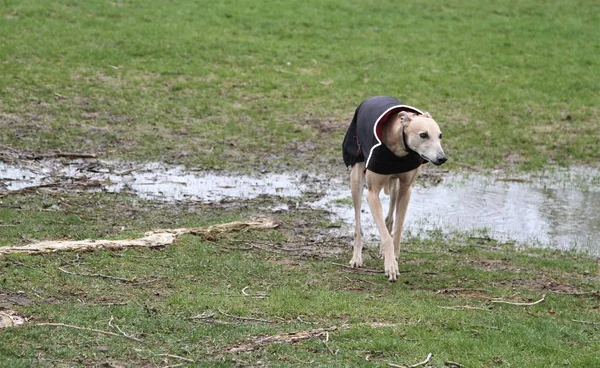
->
[342,96,426,175]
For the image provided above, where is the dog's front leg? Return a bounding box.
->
[365,171,398,281]
[393,169,421,257]
[349,162,365,268]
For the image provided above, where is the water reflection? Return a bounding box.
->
[1,161,599,254]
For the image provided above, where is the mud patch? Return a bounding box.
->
[462,259,524,272]
[2,159,600,254]
[492,277,591,295]
[0,293,32,308]
[0,309,26,329]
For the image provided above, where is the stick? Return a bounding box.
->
[410,353,433,368]
[321,332,337,355]
[24,151,98,159]
[491,295,545,306]
[344,276,377,285]
[436,288,489,294]
[240,286,269,299]
[550,290,600,296]
[0,219,278,255]
[189,311,215,320]
[388,353,433,368]
[495,178,529,183]
[58,267,134,283]
[329,262,384,274]
[572,319,600,326]
[35,322,143,343]
[158,354,195,363]
[217,308,272,323]
[108,316,143,342]
[0,180,104,198]
[445,361,463,367]
[439,306,488,311]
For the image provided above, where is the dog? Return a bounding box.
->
[342,96,447,281]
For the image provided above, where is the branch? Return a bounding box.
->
[35,322,143,343]
[388,353,433,368]
[217,308,272,323]
[0,219,277,255]
[158,354,195,363]
[58,267,134,283]
[189,311,215,320]
[439,305,488,311]
[572,319,600,326]
[329,262,384,274]
[108,316,143,342]
[241,286,269,299]
[491,294,545,306]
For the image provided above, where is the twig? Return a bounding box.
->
[436,288,489,294]
[240,286,269,299]
[189,311,215,320]
[491,294,545,306]
[388,353,433,368]
[35,322,143,343]
[439,305,488,311]
[550,290,600,297]
[7,258,34,268]
[344,276,377,286]
[495,178,529,183]
[110,253,169,259]
[572,319,600,326]
[329,262,384,274]
[24,151,97,159]
[158,354,195,363]
[225,326,338,354]
[217,308,272,323]
[58,267,134,283]
[321,332,337,355]
[410,353,433,368]
[0,144,19,152]
[0,180,104,198]
[108,316,143,342]
[445,361,463,367]
[0,183,61,198]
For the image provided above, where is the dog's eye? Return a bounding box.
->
[439,133,443,140]
[419,132,428,139]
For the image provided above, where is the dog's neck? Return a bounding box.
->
[381,115,410,157]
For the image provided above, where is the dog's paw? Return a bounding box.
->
[384,257,399,282]
[349,255,363,268]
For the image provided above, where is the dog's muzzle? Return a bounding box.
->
[432,155,448,166]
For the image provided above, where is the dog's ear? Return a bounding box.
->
[399,111,413,125]
[423,111,433,118]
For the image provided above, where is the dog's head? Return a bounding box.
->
[399,111,447,165]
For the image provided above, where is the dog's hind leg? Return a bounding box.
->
[393,168,421,258]
[349,162,365,268]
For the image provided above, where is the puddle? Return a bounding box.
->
[318,170,600,254]
[1,160,600,254]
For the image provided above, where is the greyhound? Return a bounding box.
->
[342,96,447,281]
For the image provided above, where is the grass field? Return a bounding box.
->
[1,0,600,367]
[1,0,599,171]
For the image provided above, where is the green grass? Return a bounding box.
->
[1,193,600,367]
[2,0,600,367]
[1,0,599,171]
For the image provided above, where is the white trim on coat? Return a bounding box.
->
[364,105,423,169]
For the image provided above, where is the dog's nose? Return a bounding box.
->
[437,156,448,164]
